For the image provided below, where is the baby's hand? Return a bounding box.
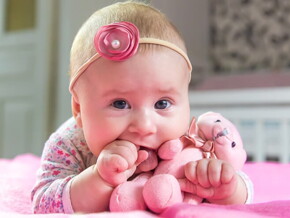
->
[96,140,148,186]
[179,158,238,202]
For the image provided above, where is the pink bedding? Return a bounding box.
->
[0,154,289,218]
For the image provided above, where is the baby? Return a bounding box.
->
[31,1,253,214]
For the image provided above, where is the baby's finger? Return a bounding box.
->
[208,160,222,187]
[196,185,214,199]
[109,165,137,186]
[196,159,211,188]
[97,154,130,186]
[178,178,197,194]
[221,162,235,184]
[107,154,129,173]
[181,178,215,199]
[184,161,198,184]
[112,141,138,167]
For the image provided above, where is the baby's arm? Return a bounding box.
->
[32,119,147,214]
[70,140,147,213]
[179,158,248,204]
[31,129,86,213]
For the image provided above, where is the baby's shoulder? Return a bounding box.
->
[56,117,80,133]
[46,117,87,152]
[41,117,94,171]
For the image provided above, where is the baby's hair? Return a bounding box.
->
[69,1,187,78]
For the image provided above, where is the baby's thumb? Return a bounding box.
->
[178,178,197,194]
[179,178,215,198]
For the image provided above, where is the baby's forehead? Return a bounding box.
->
[69,22,192,94]
[137,46,191,78]
[75,49,190,93]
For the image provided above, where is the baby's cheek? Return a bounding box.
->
[169,116,190,138]
[85,131,113,157]
[86,139,103,157]
[80,111,127,156]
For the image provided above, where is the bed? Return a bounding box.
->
[1,153,290,218]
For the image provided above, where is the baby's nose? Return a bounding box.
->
[128,109,157,136]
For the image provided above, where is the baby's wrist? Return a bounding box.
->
[70,165,114,212]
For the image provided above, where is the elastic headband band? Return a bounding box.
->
[69,22,192,93]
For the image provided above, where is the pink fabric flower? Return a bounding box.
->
[94,21,140,61]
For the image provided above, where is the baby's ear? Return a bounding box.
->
[71,96,82,127]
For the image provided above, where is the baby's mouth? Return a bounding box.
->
[138,145,154,151]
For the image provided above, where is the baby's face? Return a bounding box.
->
[73,48,191,157]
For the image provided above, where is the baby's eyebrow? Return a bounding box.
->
[101,86,181,99]
[156,87,181,95]
[101,89,133,98]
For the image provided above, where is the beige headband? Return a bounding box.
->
[69,37,192,92]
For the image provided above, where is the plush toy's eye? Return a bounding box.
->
[232,142,236,148]
[215,119,221,123]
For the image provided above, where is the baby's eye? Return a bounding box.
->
[155,100,171,109]
[112,100,131,109]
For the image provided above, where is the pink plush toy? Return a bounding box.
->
[186,111,247,170]
[109,112,247,213]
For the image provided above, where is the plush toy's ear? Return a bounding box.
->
[71,96,82,127]
[187,117,198,137]
[158,139,183,160]
[183,117,204,147]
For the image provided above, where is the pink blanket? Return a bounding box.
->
[0,154,289,218]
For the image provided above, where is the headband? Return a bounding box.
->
[69,21,192,92]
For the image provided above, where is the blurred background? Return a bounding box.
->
[0,0,289,162]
